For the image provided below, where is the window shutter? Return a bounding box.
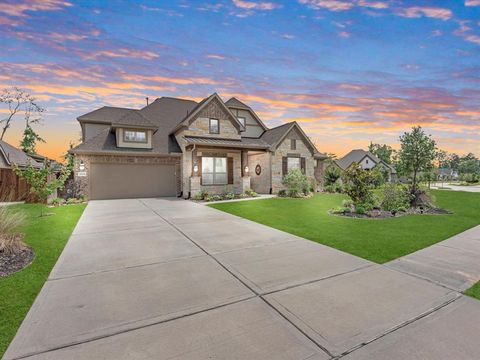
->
[301,157,306,174]
[282,157,288,176]
[228,157,234,184]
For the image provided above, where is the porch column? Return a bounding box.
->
[241,150,251,193]
[190,147,201,197]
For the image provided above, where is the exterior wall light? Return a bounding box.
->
[244,165,249,174]
[79,160,85,171]
[193,163,199,173]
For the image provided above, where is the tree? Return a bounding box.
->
[436,150,448,187]
[13,160,70,216]
[0,87,44,140]
[324,161,342,185]
[397,126,437,196]
[342,162,376,206]
[458,153,480,175]
[368,142,394,164]
[20,125,45,154]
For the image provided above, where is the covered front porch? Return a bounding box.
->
[183,136,271,198]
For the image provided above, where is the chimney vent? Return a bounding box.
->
[146,97,149,106]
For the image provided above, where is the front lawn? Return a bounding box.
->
[210,190,480,264]
[0,204,85,358]
[465,281,480,300]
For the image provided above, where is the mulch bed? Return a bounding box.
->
[332,207,452,219]
[0,247,35,277]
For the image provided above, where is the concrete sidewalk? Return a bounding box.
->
[3,198,480,360]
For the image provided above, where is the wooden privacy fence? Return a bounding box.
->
[0,168,38,202]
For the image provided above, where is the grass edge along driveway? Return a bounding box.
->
[0,203,85,358]
[210,190,480,264]
[465,281,480,301]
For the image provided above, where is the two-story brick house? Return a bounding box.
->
[71,93,327,200]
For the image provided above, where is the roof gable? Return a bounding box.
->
[0,139,43,168]
[172,93,245,133]
[262,122,319,154]
[226,97,268,131]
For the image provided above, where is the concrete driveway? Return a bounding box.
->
[4,198,480,359]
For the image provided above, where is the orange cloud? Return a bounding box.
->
[84,49,159,60]
[0,0,72,17]
[299,0,354,11]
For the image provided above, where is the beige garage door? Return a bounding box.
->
[90,163,177,200]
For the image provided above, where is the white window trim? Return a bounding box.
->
[123,129,147,143]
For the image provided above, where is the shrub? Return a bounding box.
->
[191,193,204,201]
[51,197,65,206]
[63,178,86,200]
[0,206,26,255]
[380,183,412,212]
[342,199,354,208]
[206,195,223,202]
[278,189,287,197]
[325,183,343,193]
[355,205,366,214]
[324,163,342,185]
[66,198,79,205]
[244,188,257,197]
[342,163,376,205]
[282,169,310,197]
[224,192,235,200]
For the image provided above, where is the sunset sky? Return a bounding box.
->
[0,0,479,161]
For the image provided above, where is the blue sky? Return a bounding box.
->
[0,0,479,160]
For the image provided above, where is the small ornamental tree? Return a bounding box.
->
[342,162,376,207]
[281,169,310,197]
[13,160,71,216]
[324,161,342,185]
[397,126,437,196]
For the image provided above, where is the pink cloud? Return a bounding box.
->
[357,0,389,9]
[0,0,72,17]
[299,0,354,11]
[232,0,280,10]
[395,6,452,21]
[338,31,351,38]
[465,0,480,6]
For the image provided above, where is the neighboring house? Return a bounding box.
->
[436,168,458,180]
[70,93,328,200]
[335,149,397,181]
[0,139,44,201]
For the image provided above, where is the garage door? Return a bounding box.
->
[90,163,177,200]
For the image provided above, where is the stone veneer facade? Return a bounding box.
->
[271,128,316,193]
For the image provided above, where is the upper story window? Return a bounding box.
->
[209,118,219,134]
[124,130,147,143]
[238,116,246,128]
[291,139,297,150]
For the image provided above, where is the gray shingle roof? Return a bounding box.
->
[260,122,294,146]
[225,97,250,110]
[111,110,157,129]
[0,139,43,168]
[77,106,134,124]
[183,136,270,149]
[335,149,396,173]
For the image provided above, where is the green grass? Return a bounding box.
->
[465,281,480,300]
[0,204,85,358]
[210,190,480,264]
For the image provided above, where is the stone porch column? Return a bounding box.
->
[241,150,251,193]
[190,176,201,197]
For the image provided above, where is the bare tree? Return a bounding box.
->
[0,87,44,140]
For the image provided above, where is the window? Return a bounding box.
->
[291,139,296,150]
[287,157,301,172]
[124,130,147,143]
[238,116,246,128]
[202,157,227,185]
[209,118,219,134]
